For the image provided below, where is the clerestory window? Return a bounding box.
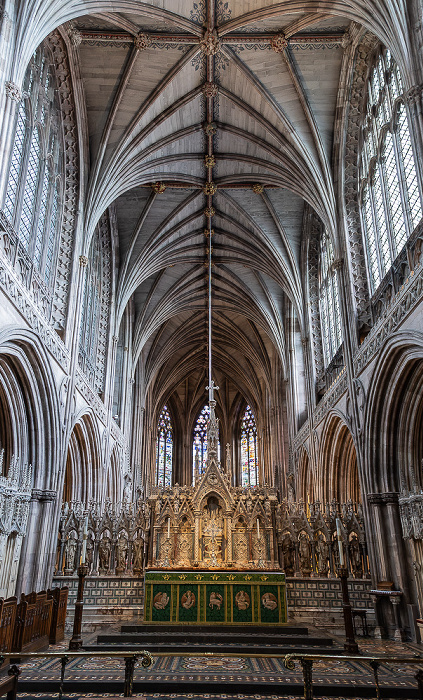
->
[359,47,423,294]
[319,232,342,366]
[3,45,63,288]
[240,405,258,487]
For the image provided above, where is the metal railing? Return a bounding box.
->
[1,649,423,700]
[284,652,423,700]
[0,650,153,699]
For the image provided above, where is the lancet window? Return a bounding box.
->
[319,232,342,366]
[78,215,111,393]
[359,47,423,294]
[3,45,63,288]
[193,404,220,477]
[240,405,258,487]
[156,406,173,488]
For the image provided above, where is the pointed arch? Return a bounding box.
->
[193,404,221,479]
[240,404,258,487]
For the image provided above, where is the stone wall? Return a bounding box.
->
[286,577,374,633]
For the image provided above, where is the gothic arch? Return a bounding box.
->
[320,413,360,504]
[0,326,61,488]
[296,446,313,503]
[364,330,423,494]
[64,410,102,503]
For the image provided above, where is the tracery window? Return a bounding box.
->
[156,406,173,488]
[192,404,220,478]
[319,232,342,366]
[359,47,423,294]
[3,45,63,287]
[240,405,258,487]
[78,214,111,393]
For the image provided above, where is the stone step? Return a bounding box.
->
[87,641,337,654]
[120,623,309,636]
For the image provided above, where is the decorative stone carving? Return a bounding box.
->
[116,534,128,573]
[79,255,88,267]
[98,536,111,572]
[204,155,216,168]
[5,82,22,102]
[135,33,151,51]
[203,121,217,136]
[152,182,166,194]
[200,29,220,56]
[203,182,217,195]
[252,184,264,194]
[271,33,288,53]
[202,82,218,98]
[204,207,215,218]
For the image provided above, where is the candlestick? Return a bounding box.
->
[80,514,88,564]
[336,517,345,567]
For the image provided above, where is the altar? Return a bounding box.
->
[144,569,287,625]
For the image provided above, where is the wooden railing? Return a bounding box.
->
[0,587,68,658]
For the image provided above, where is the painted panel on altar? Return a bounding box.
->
[144,570,287,625]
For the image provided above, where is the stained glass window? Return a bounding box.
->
[240,405,258,487]
[193,404,220,478]
[156,406,173,488]
[359,47,423,294]
[2,44,63,286]
[319,233,343,366]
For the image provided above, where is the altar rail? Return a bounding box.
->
[0,587,68,657]
[0,650,422,699]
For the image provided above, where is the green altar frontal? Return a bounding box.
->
[144,570,287,625]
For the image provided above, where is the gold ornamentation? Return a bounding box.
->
[179,574,186,580]
[252,183,264,194]
[212,573,220,580]
[204,207,215,218]
[152,181,166,194]
[163,574,170,580]
[205,155,216,168]
[195,574,203,580]
[135,33,151,51]
[260,575,268,581]
[204,228,214,237]
[203,182,217,195]
[244,574,252,580]
[228,574,235,580]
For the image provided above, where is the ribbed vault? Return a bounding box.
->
[33,0,414,439]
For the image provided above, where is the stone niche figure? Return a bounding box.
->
[282,534,295,575]
[349,534,363,578]
[116,534,128,574]
[315,533,329,576]
[86,537,94,572]
[64,535,77,574]
[99,536,111,572]
[299,532,312,576]
[132,536,144,574]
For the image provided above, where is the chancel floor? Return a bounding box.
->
[12,629,423,700]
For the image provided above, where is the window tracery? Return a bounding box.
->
[156,406,173,488]
[359,47,423,294]
[240,405,258,487]
[3,46,63,288]
[319,233,342,366]
[193,404,220,477]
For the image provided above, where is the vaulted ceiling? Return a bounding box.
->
[68,0,356,412]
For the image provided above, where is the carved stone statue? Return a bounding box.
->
[349,535,363,577]
[99,536,111,571]
[132,537,144,572]
[64,535,77,573]
[116,535,128,573]
[282,534,295,575]
[86,537,94,572]
[299,532,312,575]
[315,533,329,576]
